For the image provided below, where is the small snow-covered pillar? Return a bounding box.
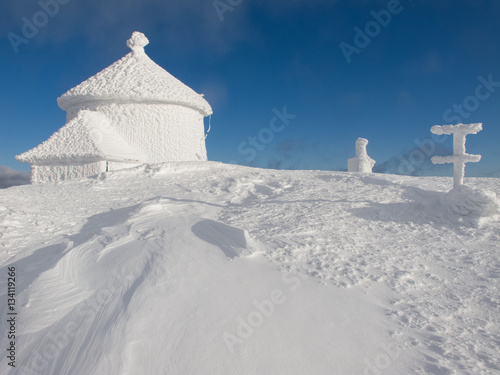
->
[431,123,482,189]
[348,138,376,173]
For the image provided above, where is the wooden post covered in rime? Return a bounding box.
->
[431,123,482,189]
[348,138,376,173]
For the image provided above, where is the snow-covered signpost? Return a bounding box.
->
[430,123,482,189]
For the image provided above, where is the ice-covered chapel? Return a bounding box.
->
[16,32,212,183]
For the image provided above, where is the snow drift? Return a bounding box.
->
[0,162,499,375]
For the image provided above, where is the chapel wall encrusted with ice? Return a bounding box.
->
[16,32,212,184]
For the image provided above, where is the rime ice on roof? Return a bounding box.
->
[57,32,212,116]
[17,32,212,184]
[16,111,144,164]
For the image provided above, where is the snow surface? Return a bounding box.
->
[1,162,499,374]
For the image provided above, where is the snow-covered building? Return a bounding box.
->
[16,32,212,184]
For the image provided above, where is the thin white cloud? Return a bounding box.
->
[0,166,29,188]
[3,0,255,56]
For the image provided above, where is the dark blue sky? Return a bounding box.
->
[1,0,499,177]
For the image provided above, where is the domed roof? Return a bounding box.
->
[57,32,212,116]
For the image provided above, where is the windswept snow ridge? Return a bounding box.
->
[0,162,499,374]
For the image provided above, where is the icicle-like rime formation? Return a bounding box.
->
[431,123,482,189]
[430,123,498,226]
[347,138,375,173]
[126,31,149,54]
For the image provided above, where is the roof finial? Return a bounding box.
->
[127,32,149,53]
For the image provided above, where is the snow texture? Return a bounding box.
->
[30,162,106,184]
[431,123,482,189]
[347,137,375,173]
[57,32,212,116]
[16,32,211,184]
[16,111,144,164]
[65,102,208,163]
[434,185,500,226]
[1,162,499,374]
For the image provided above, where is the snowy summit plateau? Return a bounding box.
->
[1,162,500,374]
[16,32,212,184]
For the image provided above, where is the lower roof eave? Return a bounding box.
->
[18,157,144,166]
